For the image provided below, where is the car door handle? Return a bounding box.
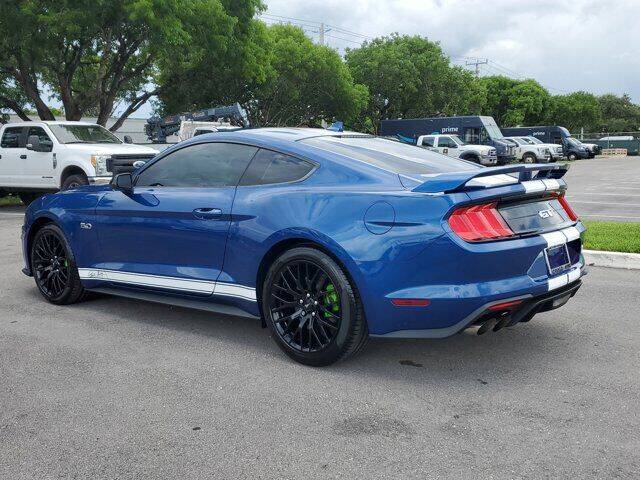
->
[20,154,27,159]
[193,207,223,220]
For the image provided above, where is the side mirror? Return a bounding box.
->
[26,135,40,151]
[113,173,133,193]
[123,135,133,144]
[26,135,53,152]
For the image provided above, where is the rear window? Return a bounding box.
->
[301,136,479,175]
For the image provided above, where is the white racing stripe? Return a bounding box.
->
[521,178,565,194]
[214,282,257,301]
[540,225,584,291]
[547,265,582,292]
[78,268,256,301]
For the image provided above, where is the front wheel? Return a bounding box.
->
[568,153,578,161]
[522,154,536,164]
[61,173,88,191]
[31,224,85,305]
[262,247,368,366]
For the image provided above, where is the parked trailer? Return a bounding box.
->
[380,116,516,164]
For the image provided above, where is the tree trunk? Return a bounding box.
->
[0,96,31,121]
[108,89,159,132]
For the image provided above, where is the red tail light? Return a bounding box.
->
[391,298,430,307]
[555,194,579,221]
[448,202,514,242]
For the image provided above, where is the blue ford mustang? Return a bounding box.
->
[21,128,586,365]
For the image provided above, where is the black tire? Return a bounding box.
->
[568,153,578,161]
[61,173,88,191]
[522,153,536,164]
[30,224,84,305]
[262,247,368,366]
[18,192,40,205]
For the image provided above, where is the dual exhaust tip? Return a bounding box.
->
[476,313,512,335]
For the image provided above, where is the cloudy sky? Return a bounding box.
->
[262,0,640,101]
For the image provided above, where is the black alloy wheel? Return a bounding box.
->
[263,247,368,366]
[269,259,341,352]
[31,224,84,305]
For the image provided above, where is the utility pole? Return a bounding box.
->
[465,58,488,76]
[319,23,325,46]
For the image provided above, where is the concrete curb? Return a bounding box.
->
[583,249,640,270]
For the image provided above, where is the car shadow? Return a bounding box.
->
[40,287,576,383]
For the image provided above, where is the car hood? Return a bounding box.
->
[60,143,159,155]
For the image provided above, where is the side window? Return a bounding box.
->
[136,142,258,188]
[240,149,315,186]
[27,127,53,145]
[439,136,455,148]
[420,136,435,147]
[1,127,23,148]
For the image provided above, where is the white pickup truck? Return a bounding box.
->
[0,121,158,204]
[416,134,498,165]
[504,137,552,163]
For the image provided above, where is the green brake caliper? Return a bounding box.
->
[322,283,340,319]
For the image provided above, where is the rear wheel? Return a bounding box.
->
[30,224,84,305]
[61,173,88,191]
[262,247,368,366]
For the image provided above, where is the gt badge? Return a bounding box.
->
[538,209,554,219]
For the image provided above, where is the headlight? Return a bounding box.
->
[90,155,110,176]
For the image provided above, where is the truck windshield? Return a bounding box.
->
[566,137,582,147]
[301,135,479,175]
[483,124,504,140]
[450,135,465,146]
[524,137,542,145]
[48,124,122,144]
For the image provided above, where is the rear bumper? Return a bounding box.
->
[371,276,584,339]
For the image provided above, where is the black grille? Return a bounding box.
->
[106,154,156,175]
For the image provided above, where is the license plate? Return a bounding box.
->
[545,244,571,275]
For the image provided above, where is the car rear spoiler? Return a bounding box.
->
[412,163,569,194]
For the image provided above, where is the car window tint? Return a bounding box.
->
[240,149,314,186]
[27,127,52,144]
[136,142,258,188]
[302,136,479,175]
[439,137,455,148]
[421,136,435,147]
[1,127,22,148]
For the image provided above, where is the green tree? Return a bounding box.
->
[158,23,368,127]
[345,34,484,133]
[597,94,640,132]
[0,0,260,130]
[480,76,549,126]
[545,91,602,133]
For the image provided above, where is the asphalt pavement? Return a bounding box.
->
[1,204,639,478]
[565,156,640,222]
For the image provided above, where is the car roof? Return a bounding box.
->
[225,127,370,142]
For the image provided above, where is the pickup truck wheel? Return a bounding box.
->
[568,153,578,161]
[62,173,88,191]
[18,193,40,206]
[522,153,536,164]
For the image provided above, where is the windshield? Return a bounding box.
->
[48,124,122,144]
[507,138,524,146]
[301,135,479,175]
[566,137,582,147]
[524,136,542,145]
[481,119,504,139]
[450,135,465,146]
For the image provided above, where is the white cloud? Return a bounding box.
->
[263,0,640,101]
